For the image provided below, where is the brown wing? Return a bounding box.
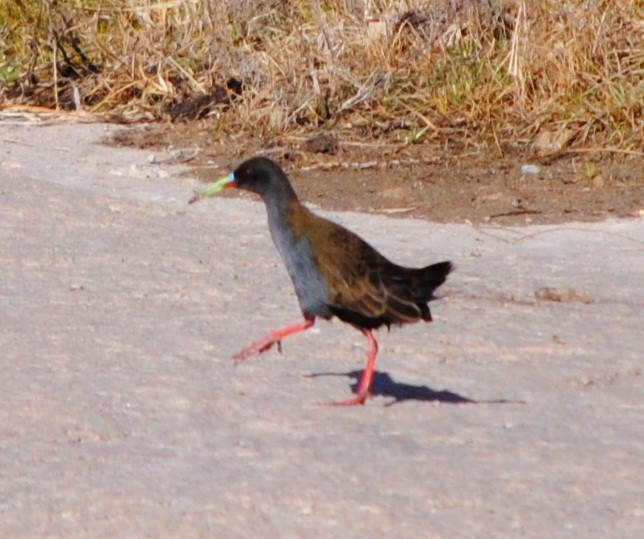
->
[303,213,428,329]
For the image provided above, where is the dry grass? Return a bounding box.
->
[1,0,642,153]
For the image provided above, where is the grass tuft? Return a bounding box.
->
[1,0,642,152]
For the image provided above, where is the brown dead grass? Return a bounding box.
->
[1,0,642,153]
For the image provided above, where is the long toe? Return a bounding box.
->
[232,350,249,363]
[233,339,276,363]
[233,346,259,363]
[323,390,371,407]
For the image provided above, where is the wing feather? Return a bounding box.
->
[294,209,451,330]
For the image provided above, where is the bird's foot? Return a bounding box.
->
[233,337,282,364]
[322,391,371,407]
[232,319,313,364]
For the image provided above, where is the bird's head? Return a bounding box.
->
[189,157,292,204]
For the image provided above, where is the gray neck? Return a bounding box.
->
[263,181,298,239]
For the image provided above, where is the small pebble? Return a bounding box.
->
[521,164,541,175]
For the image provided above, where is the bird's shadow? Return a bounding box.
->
[307,370,524,407]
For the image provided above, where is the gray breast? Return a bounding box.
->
[268,221,332,319]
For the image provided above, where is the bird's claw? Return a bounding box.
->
[232,338,282,364]
[232,351,249,364]
[322,391,371,407]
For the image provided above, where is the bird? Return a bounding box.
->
[189,157,453,405]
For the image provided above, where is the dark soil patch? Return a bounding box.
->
[111,123,642,226]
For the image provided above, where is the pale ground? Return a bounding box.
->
[0,119,642,538]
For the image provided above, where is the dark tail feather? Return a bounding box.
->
[413,260,453,300]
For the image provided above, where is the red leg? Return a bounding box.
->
[233,317,315,363]
[329,330,379,406]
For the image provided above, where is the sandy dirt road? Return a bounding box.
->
[1,119,642,538]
